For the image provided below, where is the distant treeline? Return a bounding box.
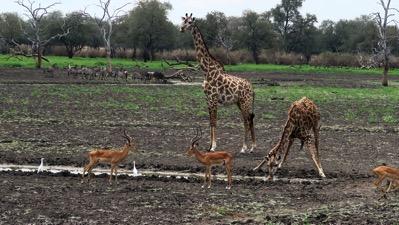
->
[0,0,396,69]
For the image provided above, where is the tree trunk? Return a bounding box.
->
[106,50,112,72]
[382,61,388,86]
[35,46,42,68]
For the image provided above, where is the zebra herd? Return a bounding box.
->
[43,63,167,83]
[66,65,167,83]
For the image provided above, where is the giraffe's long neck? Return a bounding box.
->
[191,25,224,73]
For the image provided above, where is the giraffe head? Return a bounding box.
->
[180,13,195,33]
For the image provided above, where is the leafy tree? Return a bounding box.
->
[128,0,174,61]
[59,12,101,58]
[237,10,274,64]
[333,17,377,53]
[286,13,318,61]
[0,13,26,53]
[316,20,340,52]
[112,14,131,52]
[41,11,65,53]
[196,11,228,49]
[271,0,304,52]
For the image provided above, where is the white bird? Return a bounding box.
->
[37,158,44,173]
[132,161,138,176]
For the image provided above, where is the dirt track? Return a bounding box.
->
[1,68,399,224]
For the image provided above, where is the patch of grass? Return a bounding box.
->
[261,114,275,119]
[344,111,357,121]
[367,112,379,123]
[383,115,397,123]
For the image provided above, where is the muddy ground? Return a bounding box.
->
[0,67,399,224]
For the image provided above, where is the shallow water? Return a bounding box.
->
[0,164,327,183]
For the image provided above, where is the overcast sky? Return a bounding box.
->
[0,0,395,26]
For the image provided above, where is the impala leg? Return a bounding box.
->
[374,174,387,198]
[387,179,399,193]
[82,165,88,180]
[82,160,93,179]
[83,161,96,182]
[207,165,212,188]
[387,180,394,193]
[115,165,119,184]
[109,164,115,184]
[202,166,210,188]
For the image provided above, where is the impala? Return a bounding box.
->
[186,127,233,189]
[82,130,137,184]
[373,165,399,199]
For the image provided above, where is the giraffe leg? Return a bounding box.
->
[239,104,249,153]
[209,127,217,152]
[249,112,256,152]
[313,123,325,177]
[306,136,326,178]
[208,103,217,152]
[278,138,294,168]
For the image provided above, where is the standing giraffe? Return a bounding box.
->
[180,13,256,153]
[253,97,326,180]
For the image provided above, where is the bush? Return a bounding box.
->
[114,48,133,59]
[309,52,359,68]
[230,49,254,64]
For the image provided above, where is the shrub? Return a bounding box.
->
[309,52,359,68]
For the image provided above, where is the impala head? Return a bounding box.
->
[122,129,137,152]
[186,127,202,155]
[180,13,195,33]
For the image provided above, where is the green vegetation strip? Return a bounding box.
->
[1,55,399,75]
[1,82,398,125]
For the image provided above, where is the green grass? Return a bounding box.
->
[11,83,398,125]
[1,54,399,75]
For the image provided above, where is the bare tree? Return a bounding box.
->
[83,0,130,73]
[371,0,399,86]
[15,0,70,68]
[216,16,236,65]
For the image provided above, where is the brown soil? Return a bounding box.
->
[1,67,399,224]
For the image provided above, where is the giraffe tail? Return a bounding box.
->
[248,91,255,130]
[300,139,305,150]
[248,113,255,130]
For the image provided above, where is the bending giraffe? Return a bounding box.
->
[253,97,326,180]
[180,13,256,153]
